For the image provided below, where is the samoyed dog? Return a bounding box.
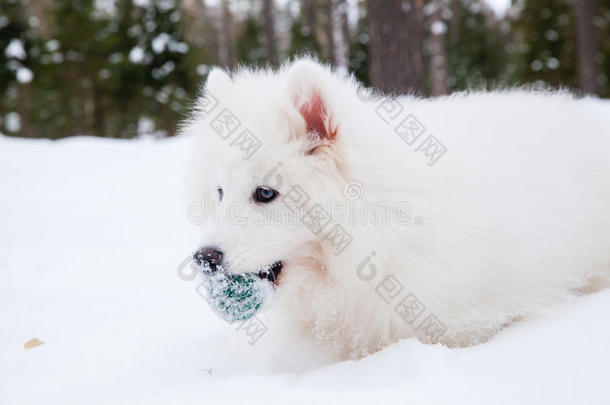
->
[181,58,610,360]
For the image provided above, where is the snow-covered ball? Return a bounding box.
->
[203,270,274,323]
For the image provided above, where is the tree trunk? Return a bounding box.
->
[26,0,51,37]
[340,0,350,67]
[430,0,449,96]
[201,0,220,65]
[449,0,460,46]
[219,0,233,68]
[366,0,425,95]
[303,0,317,38]
[93,87,105,137]
[575,0,598,95]
[262,0,277,64]
[16,84,33,137]
[324,0,336,66]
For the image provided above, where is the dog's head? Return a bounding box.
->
[183,59,361,286]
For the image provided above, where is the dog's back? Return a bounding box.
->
[344,90,610,347]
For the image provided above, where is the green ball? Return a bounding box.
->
[205,271,271,323]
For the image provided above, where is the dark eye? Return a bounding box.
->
[254,186,279,203]
[217,187,223,201]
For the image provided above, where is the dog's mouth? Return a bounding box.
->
[195,257,283,285]
[256,261,283,284]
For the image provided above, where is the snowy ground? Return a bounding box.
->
[2,100,610,404]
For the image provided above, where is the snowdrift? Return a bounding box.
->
[1,98,609,404]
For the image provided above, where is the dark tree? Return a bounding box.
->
[236,15,266,66]
[598,0,610,97]
[510,0,577,90]
[0,0,35,137]
[262,0,278,64]
[201,0,220,65]
[576,0,599,94]
[339,0,350,67]
[366,0,425,94]
[348,1,369,85]
[447,0,507,92]
[429,0,449,95]
[219,0,233,67]
[303,0,318,39]
[289,22,321,58]
[324,0,337,66]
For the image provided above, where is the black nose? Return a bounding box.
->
[193,247,223,272]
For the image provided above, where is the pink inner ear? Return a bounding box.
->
[299,92,337,141]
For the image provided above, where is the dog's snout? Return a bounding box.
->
[194,247,223,272]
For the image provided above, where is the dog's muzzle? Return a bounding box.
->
[257,261,282,283]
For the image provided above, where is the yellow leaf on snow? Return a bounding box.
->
[24,338,44,349]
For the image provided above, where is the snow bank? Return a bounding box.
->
[1,99,610,404]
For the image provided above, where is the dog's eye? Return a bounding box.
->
[217,187,223,201]
[254,186,279,203]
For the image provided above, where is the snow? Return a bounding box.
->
[0,16,10,30]
[485,0,511,16]
[4,38,26,60]
[45,39,60,52]
[151,33,170,54]
[128,46,145,64]
[430,21,447,36]
[136,116,156,135]
[1,99,610,404]
[4,112,21,132]
[16,66,34,84]
[151,33,188,55]
[196,64,210,76]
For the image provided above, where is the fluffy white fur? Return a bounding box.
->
[182,58,610,360]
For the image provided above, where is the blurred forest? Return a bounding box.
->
[1,0,609,138]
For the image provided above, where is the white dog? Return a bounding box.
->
[182,58,610,360]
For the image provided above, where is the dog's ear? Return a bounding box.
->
[206,67,232,96]
[286,60,338,154]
